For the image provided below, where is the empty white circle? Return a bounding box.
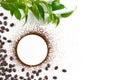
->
[17,34,48,66]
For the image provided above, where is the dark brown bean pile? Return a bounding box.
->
[0,12,67,80]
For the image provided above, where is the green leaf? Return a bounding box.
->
[16,2,25,9]
[40,1,51,14]
[1,1,15,10]
[51,1,65,11]
[54,0,60,3]
[48,14,52,23]
[10,10,14,16]
[30,4,39,19]
[61,11,74,18]
[14,9,21,20]
[6,0,17,3]
[36,4,45,20]
[55,16,60,26]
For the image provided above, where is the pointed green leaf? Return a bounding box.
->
[10,10,14,16]
[36,4,45,20]
[14,9,21,20]
[61,11,74,18]
[1,1,15,10]
[52,1,65,11]
[6,0,17,3]
[55,17,60,26]
[16,2,25,9]
[48,14,52,23]
[30,4,39,19]
[54,0,60,3]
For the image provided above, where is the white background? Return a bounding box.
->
[60,0,120,80]
[1,0,120,80]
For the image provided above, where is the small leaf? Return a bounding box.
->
[30,4,39,19]
[55,16,60,26]
[6,0,17,3]
[36,4,45,20]
[61,11,74,18]
[10,10,14,16]
[52,1,65,11]
[40,1,51,14]
[1,1,15,10]
[48,14,52,23]
[14,9,21,20]
[16,2,25,9]
[54,0,60,3]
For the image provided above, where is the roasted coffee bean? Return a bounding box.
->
[62,69,67,73]
[53,76,57,79]
[10,23,15,27]
[0,13,3,16]
[54,66,58,70]
[3,16,8,20]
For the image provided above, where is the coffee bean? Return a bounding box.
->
[0,21,2,25]
[1,26,5,30]
[26,72,29,77]
[3,37,7,40]
[62,69,67,73]
[38,69,42,73]
[45,67,48,71]
[0,13,3,16]
[53,76,57,79]
[4,21,7,26]
[32,71,36,74]
[21,68,25,72]
[54,66,58,70]
[3,16,8,20]
[47,63,50,68]
[5,28,9,32]
[10,23,14,27]
[19,76,24,79]
[10,56,14,61]
[38,77,42,80]
[12,68,16,72]
[1,61,8,66]
[31,75,34,79]
[14,74,18,78]
[7,40,12,43]
[44,75,48,79]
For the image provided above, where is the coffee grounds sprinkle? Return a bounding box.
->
[0,12,67,80]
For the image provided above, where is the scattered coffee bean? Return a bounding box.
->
[7,40,12,43]
[53,76,57,79]
[19,76,24,79]
[3,16,8,20]
[62,69,67,73]
[44,75,48,79]
[54,66,58,70]
[0,21,2,24]
[10,56,14,61]
[26,72,29,77]
[4,21,7,26]
[5,28,9,32]
[21,68,25,72]
[32,71,36,74]
[0,13,3,16]
[3,37,7,40]
[10,23,14,27]
[38,77,42,80]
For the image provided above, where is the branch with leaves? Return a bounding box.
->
[0,0,74,26]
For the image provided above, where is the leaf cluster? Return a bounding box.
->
[0,0,74,26]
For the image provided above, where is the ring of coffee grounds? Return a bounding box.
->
[14,32,50,67]
[0,11,67,80]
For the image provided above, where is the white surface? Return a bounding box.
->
[60,0,120,80]
[17,35,48,66]
[1,0,120,80]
